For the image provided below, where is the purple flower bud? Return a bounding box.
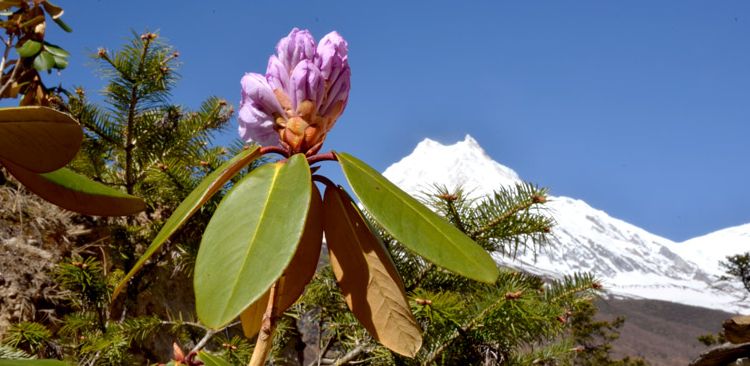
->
[320,64,350,118]
[290,60,324,113]
[276,28,316,73]
[266,56,289,93]
[238,104,279,146]
[238,73,284,146]
[316,31,348,81]
[239,29,351,154]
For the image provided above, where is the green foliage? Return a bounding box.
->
[337,151,499,283]
[0,344,32,360]
[66,32,233,199]
[1,322,52,356]
[194,154,312,328]
[210,335,253,365]
[55,254,108,313]
[0,1,146,216]
[3,30,241,365]
[0,0,72,105]
[112,145,261,299]
[568,301,648,366]
[720,252,750,293]
[280,184,613,365]
[697,332,726,347]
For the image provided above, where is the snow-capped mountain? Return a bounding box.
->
[382,135,749,313]
[673,223,750,276]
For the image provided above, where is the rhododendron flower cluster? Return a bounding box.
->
[238,28,350,154]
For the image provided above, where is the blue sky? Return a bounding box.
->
[44,1,749,242]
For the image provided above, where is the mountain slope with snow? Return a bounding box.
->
[673,223,750,276]
[382,135,748,313]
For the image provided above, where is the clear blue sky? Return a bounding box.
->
[44,1,749,242]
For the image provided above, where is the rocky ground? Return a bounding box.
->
[0,182,81,337]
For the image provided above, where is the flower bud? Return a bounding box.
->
[238,28,351,154]
[238,73,284,147]
[276,28,316,74]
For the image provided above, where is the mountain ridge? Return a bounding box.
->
[382,135,748,313]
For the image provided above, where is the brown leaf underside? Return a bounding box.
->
[323,185,422,357]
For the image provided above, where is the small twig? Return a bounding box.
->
[315,334,333,366]
[0,35,13,75]
[0,57,21,97]
[332,343,370,366]
[190,328,217,355]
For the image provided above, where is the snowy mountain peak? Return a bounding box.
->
[383,135,521,197]
[382,136,749,313]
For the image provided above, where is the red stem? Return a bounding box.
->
[312,174,337,189]
[259,145,290,158]
[306,151,337,165]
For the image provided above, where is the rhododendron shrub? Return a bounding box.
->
[115,28,499,365]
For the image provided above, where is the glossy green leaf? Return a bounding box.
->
[2,162,145,216]
[112,146,261,299]
[336,152,499,283]
[0,359,70,365]
[198,351,232,366]
[240,183,323,338]
[0,106,82,173]
[33,50,55,72]
[16,39,41,58]
[195,154,311,328]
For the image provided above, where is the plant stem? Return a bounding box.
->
[248,282,279,366]
[259,145,290,158]
[306,151,337,166]
[124,36,152,194]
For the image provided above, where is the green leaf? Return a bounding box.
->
[0,106,82,173]
[112,146,261,300]
[43,42,69,58]
[16,39,41,58]
[52,17,72,32]
[1,162,146,216]
[240,183,323,338]
[195,154,311,328]
[198,351,232,366]
[0,359,70,365]
[336,152,499,283]
[51,54,67,69]
[33,50,55,72]
[48,47,68,69]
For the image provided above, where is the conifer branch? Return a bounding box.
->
[469,192,543,239]
[124,33,155,194]
[421,292,512,365]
